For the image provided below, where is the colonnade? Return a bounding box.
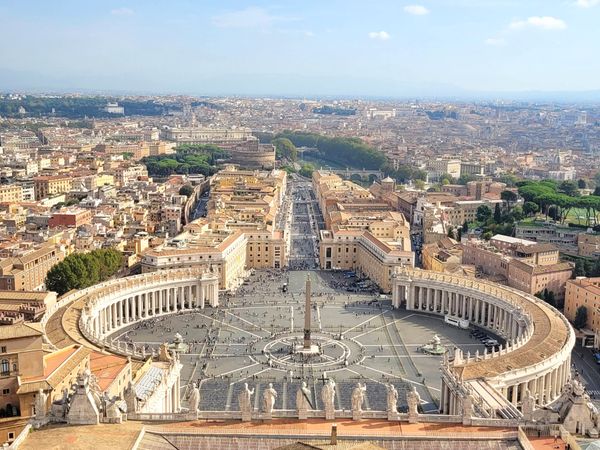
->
[391,268,575,414]
[89,280,217,339]
[396,283,527,342]
[77,269,219,347]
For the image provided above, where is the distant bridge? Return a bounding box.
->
[329,168,384,180]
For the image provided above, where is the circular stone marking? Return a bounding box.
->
[254,331,365,374]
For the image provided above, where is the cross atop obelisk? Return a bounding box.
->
[304,274,312,349]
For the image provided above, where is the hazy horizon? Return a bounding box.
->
[1,0,599,101]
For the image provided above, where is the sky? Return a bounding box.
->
[0,0,599,99]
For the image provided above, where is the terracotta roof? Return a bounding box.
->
[18,344,91,394]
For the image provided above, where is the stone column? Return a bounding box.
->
[417,286,423,310]
[511,385,518,405]
[125,298,130,323]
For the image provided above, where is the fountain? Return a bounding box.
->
[419,334,446,355]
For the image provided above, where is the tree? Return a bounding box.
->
[578,179,587,189]
[179,184,194,197]
[414,179,426,190]
[494,203,502,223]
[574,305,588,329]
[476,205,492,222]
[272,138,298,161]
[573,260,587,278]
[523,201,539,217]
[46,249,123,295]
[457,174,476,185]
[482,231,492,240]
[462,220,469,233]
[558,180,580,197]
[500,190,518,210]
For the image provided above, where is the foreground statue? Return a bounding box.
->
[321,379,336,420]
[238,383,254,421]
[297,382,312,419]
[188,382,201,417]
[386,383,399,420]
[351,383,366,420]
[407,386,421,423]
[35,389,48,421]
[262,383,278,418]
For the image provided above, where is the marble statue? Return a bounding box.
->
[321,379,336,420]
[407,386,421,422]
[50,388,70,420]
[297,382,312,414]
[188,382,201,414]
[238,383,254,421]
[262,383,278,415]
[522,389,535,421]
[351,383,366,413]
[35,389,47,421]
[124,381,138,413]
[386,383,399,416]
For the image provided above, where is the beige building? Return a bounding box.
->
[565,277,600,343]
[0,244,65,291]
[461,236,573,301]
[33,175,72,200]
[578,233,600,257]
[0,185,23,203]
[314,170,414,293]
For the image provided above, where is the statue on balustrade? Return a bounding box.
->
[386,383,398,415]
[351,383,366,414]
[238,383,254,419]
[407,386,421,417]
[297,382,312,413]
[188,382,201,415]
[321,379,336,419]
[124,381,139,413]
[262,383,278,414]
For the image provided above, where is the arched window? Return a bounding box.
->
[1,359,9,374]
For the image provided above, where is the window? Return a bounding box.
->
[0,346,5,353]
[2,388,9,395]
[8,432,14,441]
[1,359,9,375]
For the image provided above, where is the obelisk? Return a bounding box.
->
[304,275,312,349]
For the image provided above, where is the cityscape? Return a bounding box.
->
[1,1,600,450]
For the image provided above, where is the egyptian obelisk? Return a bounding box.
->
[304,275,312,349]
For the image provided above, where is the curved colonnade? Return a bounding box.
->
[391,268,575,416]
[78,268,219,358]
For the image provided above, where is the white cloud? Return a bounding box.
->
[404,5,430,15]
[509,16,566,31]
[304,31,315,37]
[110,7,134,16]
[212,6,290,29]
[368,31,391,41]
[575,0,599,7]
[485,37,506,46]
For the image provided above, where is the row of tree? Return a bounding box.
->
[46,249,123,295]
[275,131,387,170]
[517,180,600,226]
[142,144,228,177]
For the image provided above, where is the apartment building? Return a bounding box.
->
[33,175,72,200]
[0,185,23,204]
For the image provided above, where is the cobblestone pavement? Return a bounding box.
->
[113,269,493,415]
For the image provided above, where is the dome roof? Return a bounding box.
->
[382,176,394,183]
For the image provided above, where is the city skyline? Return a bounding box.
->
[1,0,599,100]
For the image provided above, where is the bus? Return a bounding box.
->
[444,315,469,329]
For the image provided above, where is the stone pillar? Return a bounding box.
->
[511,385,518,405]
[417,286,423,310]
[125,298,130,323]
